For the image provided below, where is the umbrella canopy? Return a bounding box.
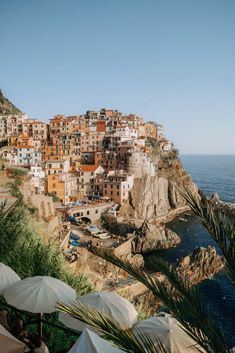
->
[68,328,124,353]
[133,315,202,353]
[0,324,25,353]
[4,276,76,313]
[59,291,137,332]
[0,263,20,295]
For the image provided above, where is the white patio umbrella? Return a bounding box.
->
[0,323,25,353]
[4,276,76,313]
[68,328,124,353]
[133,315,202,353]
[4,275,76,336]
[59,291,137,332]
[0,263,20,295]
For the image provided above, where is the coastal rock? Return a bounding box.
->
[132,220,181,253]
[114,238,145,268]
[176,246,224,285]
[120,170,197,221]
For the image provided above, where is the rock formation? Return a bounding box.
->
[176,246,224,286]
[132,220,180,253]
[120,158,197,221]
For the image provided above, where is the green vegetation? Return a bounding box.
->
[0,178,92,352]
[59,189,235,353]
[146,136,158,148]
[45,192,61,202]
[10,167,28,176]
[0,203,91,292]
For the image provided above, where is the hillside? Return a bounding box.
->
[0,90,22,114]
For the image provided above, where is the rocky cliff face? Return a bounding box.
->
[0,90,21,114]
[132,221,180,253]
[120,158,197,221]
[176,246,224,285]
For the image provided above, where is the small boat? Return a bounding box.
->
[179,217,188,222]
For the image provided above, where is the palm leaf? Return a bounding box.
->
[180,187,235,287]
[89,247,230,353]
[57,301,168,353]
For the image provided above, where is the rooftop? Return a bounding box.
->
[79,164,101,172]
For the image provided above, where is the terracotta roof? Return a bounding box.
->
[79,165,100,172]
[17,145,34,149]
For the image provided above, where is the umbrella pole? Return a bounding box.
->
[39,313,43,336]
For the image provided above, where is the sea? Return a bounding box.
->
[146,155,235,346]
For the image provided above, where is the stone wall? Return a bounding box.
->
[68,203,112,222]
[30,194,55,218]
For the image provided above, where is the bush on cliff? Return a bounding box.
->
[0,195,92,352]
[0,202,92,293]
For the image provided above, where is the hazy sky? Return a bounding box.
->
[1,0,235,154]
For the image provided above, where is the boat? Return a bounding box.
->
[179,217,188,222]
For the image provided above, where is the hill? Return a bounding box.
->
[0,90,22,114]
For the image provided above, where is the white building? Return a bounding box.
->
[30,165,45,194]
[78,164,104,196]
[45,159,70,175]
[17,145,41,165]
[0,114,27,137]
[162,140,172,152]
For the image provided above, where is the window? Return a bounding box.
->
[117,185,119,189]
[53,183,56,188]
[111,191,113,195]
[95,209,98,214]
[117,191,119,196]
[111,184,113,189]
[87,210,90,215]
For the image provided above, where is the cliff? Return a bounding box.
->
[0,90,21,114]
[176,246,224,285]
[132,220,180,253]
[120,157,197,221]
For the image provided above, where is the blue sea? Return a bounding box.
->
[146,155,235,346]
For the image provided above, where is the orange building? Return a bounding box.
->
[96,121,106,132]
[47,172,77,205]
[101,172,134,204]
[144,122,158,140]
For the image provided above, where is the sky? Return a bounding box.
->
[0,0,235,154]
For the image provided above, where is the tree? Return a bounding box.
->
[58,189,235,353]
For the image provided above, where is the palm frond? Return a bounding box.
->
[180,187,235,287]
[90,247,230,353]
[57,301,168,353]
